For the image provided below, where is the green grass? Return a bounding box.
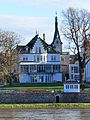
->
[2,83,63,91]
[2,86,63,91]
[5,83,63,87]
[1,83,90,92]
[0,103,90,109]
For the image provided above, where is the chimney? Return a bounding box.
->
[43,33,45,41]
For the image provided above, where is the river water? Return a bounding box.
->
[0,108,90,120]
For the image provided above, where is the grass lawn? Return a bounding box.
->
[0,103,90,109]
[1,83,90,92]
[2,83,64,91]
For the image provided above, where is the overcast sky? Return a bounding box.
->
[0,0,90,49]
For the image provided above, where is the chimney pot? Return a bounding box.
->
[43,33,45,41]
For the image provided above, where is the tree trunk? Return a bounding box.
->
[9,74,12,86]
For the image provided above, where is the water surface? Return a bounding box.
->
[0,108,90,120]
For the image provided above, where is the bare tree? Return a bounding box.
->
[62,8,90,87]
[0,30,20,86]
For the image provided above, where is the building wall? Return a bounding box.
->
[19,52,62,83]
[19,72,62,83]
[86,60,90,82]
[53,38,62,53]
[19,53,60,63]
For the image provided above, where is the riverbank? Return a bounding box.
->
[0,103,90,109]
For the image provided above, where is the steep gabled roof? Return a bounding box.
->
[26,34,48,50]
[51,16,62,45]
[26,34,38,49]
[39,37,48,50]
[17,34,58,53]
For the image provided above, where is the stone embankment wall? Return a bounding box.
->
[0,91,90,103]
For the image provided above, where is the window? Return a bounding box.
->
[67,85,69,89]
[41,76,43,82]
[74,66,78,73]
[51,56,53,61]
[54,56,56,61]
[71,67,73,73]
[66,85,69,89]
[23,57,25,61]
[39,47,41,53]
[71,74,73,79]
[26,57,28,61]
[70,85,73,89]
[74,75,79,80]
[23,57,28,61]
[41,56,42,61]
[23,65,28,73]
[34,56,36,61]
[37,56,39,62]
[36,47,38,53]
[45,76,47,83]
[74,85,78,89]
[44,56,45,61]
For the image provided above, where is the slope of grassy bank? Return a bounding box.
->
[0,103,90,109]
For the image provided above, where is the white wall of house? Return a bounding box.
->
[19,73,62,83]
[32,38,45,53]
[19,53,62,83]
[19,53,60,63]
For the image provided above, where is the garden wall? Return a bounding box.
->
[0,91,90,103]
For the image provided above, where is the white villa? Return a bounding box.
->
[18,16,63,83]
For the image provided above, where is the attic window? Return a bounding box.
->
[36,47,38,53]
[39,47,41,53]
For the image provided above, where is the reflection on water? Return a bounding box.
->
[0,108,90,120]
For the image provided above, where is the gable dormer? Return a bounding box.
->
[26,34,48,54]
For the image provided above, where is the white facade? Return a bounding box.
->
[64,82,80,93]
[69,64,79,81]
[19,35,62,83]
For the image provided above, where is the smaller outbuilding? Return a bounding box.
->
[64,80,80,93]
